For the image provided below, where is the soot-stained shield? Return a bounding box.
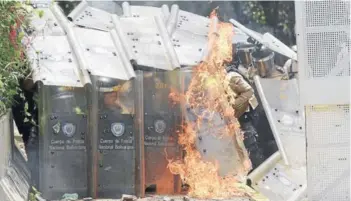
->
[38,85,88,200]
[90,76,136,198]
[142,71,182,194]
[179,68,250,178]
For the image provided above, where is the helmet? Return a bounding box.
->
[96,77,120,93]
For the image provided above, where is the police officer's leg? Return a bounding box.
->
[22,85,40,187]
[239,113,265,170]
[252,105,278,158]
[12,78,37,144]
[12,89,34,144]
[251,85,279,159]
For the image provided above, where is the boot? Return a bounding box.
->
[240,120,265,170]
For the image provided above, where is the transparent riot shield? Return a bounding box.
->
[38,84,88,200]
[254,76,306,167]
[178,67,250,178]
[137,70,182,195]
[88,75,137,198]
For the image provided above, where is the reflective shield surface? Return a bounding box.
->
[179,68,249,177]
[254,77,306,167]
[141,70,182,194]
[39,85,88,200]
[90,75,136,198]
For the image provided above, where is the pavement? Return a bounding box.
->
[75,195,256,201]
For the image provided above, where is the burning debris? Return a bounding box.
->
[167,10,252,199]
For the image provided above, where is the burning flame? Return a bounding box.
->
[167,10,252,199]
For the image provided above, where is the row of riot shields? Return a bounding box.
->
[88,70,184,198]
[37,67,255,200]
[37,69,190,199]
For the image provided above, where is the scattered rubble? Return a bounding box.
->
[163,196,175,201]
[61,193,79,200]
[121,194,138,201]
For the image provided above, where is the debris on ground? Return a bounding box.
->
[163,196,175,201]
[62,193,79,201]
[121,194,138,201]
[183,196,190,201]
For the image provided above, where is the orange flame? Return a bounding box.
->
[167,10,252,199]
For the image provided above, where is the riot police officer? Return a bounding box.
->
[12,77,38,146]
[225,65,265,170]
[99,78,134,115]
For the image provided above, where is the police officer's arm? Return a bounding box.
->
[228,74,254,113]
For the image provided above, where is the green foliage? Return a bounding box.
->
[37,9,44,18]
[241,1,296,45]
[29,186,41,201]
[243,1,267,25]
[0,1,32,115]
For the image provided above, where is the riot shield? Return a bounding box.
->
[138,70,182,195]
[178,67,250,178]
[248,77,307,201]
[254,76,306,167]
[89,75,137,198]
[38,85,88,200]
